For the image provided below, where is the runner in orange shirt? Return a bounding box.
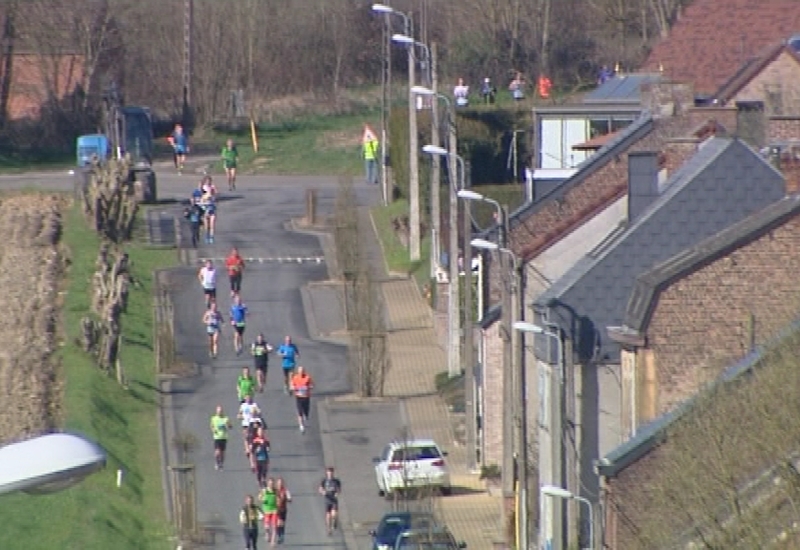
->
[289,366,314,434]
[225,247,246,297]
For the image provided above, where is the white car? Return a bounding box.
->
[373,438,451,498]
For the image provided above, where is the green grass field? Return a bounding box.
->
[191,110,381,177]
[0,150,73,174]
[370,184,524,286]
[370,198,431,289]
[0,204,175,550]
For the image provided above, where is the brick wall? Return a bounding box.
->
[480,322,505,468]
[642,216,800,416]
[734,50,800,116]
[768,116,800,142]
[686,106,738,134]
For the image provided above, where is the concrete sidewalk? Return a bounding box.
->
[307,204,505,549]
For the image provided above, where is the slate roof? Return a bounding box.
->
[714,43,800,104]
[620,195,800,336]
[598,313,800,479]
[583,73,663,104]
[499,112,655,243]
[534,138,787,363]
[642,0,800,95]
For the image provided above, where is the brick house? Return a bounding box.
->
[599,194,800,549]
[475,82,738,473]
[714,43,800,116]
[641,0,800,97]
[4,53,85,120]
[530,137,786,542]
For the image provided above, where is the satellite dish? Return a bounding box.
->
[0,433,107,496]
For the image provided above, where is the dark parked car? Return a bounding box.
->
[370,512,437,550]
[394,526,467,549]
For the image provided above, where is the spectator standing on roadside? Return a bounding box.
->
[362,125,379,186]
[454,77,469,107]
[509,71,526,101]
[481,77,496,104]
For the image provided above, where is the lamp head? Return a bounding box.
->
[411,85,435,96]
[392,33,414,45]
[513,321,544,334]
[541,485,574,499]
[457,189,484,201]
[470,238,499,251]
[422,144,448,156]
[371,4,394,13]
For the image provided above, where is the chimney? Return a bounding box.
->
[628,151,660,222]
[662,137,700,174]
[779,149,800,195]
[641,81,694,119]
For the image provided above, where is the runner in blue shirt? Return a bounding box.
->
[230,294,248,355]
[171,123,189,174]
[277,336,300,394]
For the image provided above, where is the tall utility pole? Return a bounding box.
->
[463,164,477,471]
[429,43,441,278]
[407,17,421,262]
[446,88,460,380]
[182,0,193,120]
[514,268,529,550]
[499,208,515,532]
[380,13,389,205]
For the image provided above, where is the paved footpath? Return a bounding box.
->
[163,175,367,549]
[309,205,506,549]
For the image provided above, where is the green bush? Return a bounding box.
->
[389,105,531,198]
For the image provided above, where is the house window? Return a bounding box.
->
[611,118,634,132]
[589,118,611,138]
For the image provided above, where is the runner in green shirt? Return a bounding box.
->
[210,405,232,470]
[238,367,257,403]
[260,478,279,545]
[221,139,239,191]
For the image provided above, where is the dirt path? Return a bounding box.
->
[0,194,66,443]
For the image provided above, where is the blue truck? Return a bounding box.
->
[75,87,157,203]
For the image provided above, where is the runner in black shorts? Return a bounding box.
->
[251,333,273,393]
[319,467,342,536]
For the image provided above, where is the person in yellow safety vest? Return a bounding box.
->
[362,125,379,185]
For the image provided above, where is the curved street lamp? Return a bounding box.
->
[0,433,107,496]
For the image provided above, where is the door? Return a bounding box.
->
[540,118,563,169]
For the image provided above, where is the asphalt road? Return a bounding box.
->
[165,174,375,549]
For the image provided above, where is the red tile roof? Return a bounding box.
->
[642,0,800,95]
[715,43,800,103]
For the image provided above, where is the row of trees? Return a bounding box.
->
[0,0,688,144]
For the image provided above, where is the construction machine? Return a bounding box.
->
[75,82,157,203]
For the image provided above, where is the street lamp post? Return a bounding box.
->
[422,144,461,383]
[471,237,524,549]
[541,485,594,550]
[516,321,565,550]
[458,189,515,488]
[371,4,411,207]
[392,32,431,264]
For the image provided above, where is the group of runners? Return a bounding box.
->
[169,124,239,192]
[197,221,342,548]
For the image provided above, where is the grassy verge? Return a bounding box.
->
[0,203,175,550]
[0,150,73,174]
[190,110,381,176]
[465,184,526,229]
[370,198,431,289]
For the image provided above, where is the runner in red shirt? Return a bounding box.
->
[226,247,246,297]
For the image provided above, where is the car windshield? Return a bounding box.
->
[391,445,442,462]
[378,517,409,539]
[123,111,153,161]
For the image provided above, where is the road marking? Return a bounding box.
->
[197,256,325,264]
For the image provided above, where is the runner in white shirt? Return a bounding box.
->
[238,395,262,455]
[198,259,217,308]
